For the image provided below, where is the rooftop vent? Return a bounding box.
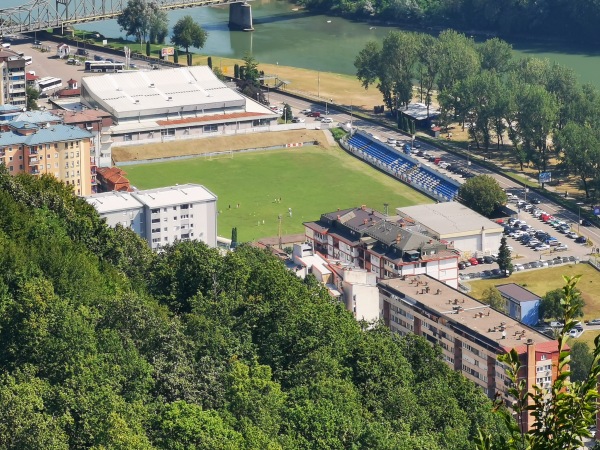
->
[149,83,155,88]
[167,96,172,101]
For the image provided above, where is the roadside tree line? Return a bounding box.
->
[355,30,600,200]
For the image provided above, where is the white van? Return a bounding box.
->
[1,43,11,49]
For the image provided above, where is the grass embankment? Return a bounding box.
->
[123,144,432,242]
[468,264,600,347]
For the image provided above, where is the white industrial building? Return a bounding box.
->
[86,183,218,250]
[80,66,278,149]
[396,202,504,257]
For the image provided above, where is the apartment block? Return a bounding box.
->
[378,274,560,430]
[86,184,218,250]
[0,121,93,196]
[0,50,26,107]
[304,206,459,288]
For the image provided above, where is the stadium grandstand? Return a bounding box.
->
[80,66,279,145]
[343,131,460,202]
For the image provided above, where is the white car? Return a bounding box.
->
[270,107,283,115]
[321,117,334,124]
[291,117,305,123]
[386,137,397,145]
[566,231,578,239]
[300,108,312,114]
[534,244,550,251]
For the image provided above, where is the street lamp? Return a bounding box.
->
[467,144,471,166]
[325,98,332,115]
[577,202,584,233]
[524,188,528,202]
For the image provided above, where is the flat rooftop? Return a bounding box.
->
[132,184,217,208]
[86,191,143,214]
[397,202,504,237]
[496,283,541,303]
[379,275,553,352]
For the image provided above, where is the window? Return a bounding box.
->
[161,128,175,137]
[203,124,218,133]
[163,237,168,242]
[124,134,132,141]
[47,164,50,169]
[152,228,160,233]
[163,227,167,231]
[18,155,22,160]
[151,218,160,224]
[173,206,177,210]
[151,208,159,214]
[9,166,13,172]
[54,153,58,158]
[19,164,23,170]
[173,216,178,221]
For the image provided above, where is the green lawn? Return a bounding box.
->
[124,146,432,242]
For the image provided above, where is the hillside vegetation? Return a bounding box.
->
[0,167,508,448]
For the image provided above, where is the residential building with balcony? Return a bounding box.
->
[378,274,560,431]
[0,50,27,107]
[86,184,218,250]
[0,121,93,195]
[304,206,459,288]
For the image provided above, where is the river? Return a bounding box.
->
[4,0,600,86]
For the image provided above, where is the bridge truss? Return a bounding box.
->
[0,0,247,35]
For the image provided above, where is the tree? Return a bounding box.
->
[481,286,506,312]
[477,37,513,73]
[458,175,507,217]
[146,41,150,57]
[497,236,513,276]
[171,15,208,54]
[173,49,179,64]
[282,103,292,122]
[514,84,559,174]
[540,287,584,320]
[476,276,599,450]
[231,227,238,249]
[240,53,260,86]
[117,0,166,48]
[148,6,168,44]
[435,30,480,95]
[234,64,240,79]
[26,86,39,111]
[207,56,212,69]
[570,341,593,383]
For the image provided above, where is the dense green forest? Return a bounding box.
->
[0,166,509,448]
[295,0,600,43]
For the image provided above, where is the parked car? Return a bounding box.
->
[307,111,321,118]
[482,270,492,277]
[566,231,578,239]
[534,244,550,251]
[530,197,541,204]
[458,262,466,270]
[555,244,568,251]
[469,257,479,265]
[321,117,334,124]
[514,264,524,271]
[588,319,600,326]
[291,117,305,123]
[386,137,397,145]
[581,219,593,226]
[484,255,495,264]
[550,321,564,328]
[575,236,588,243]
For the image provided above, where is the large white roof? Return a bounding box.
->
[86,191,143,214]
[82,66,248,119]
[396,202,504,237]
[132,183,217,208]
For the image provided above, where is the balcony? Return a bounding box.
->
[29,158,38,165]
[29,149,38,155]
[30,168,40,175]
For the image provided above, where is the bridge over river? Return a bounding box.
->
[0,0,255,35]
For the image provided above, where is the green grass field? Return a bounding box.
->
[123,145,432,242]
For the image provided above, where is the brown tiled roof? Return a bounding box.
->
[156,111,270,126]
[57,88,81,98]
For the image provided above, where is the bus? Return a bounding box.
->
[37,77,62,93]
[23,56,32,65]
[85,61,124,73]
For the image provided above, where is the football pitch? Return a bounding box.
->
[123,145,432,242]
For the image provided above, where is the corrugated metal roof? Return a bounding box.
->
[82,66,248,119]
[0,124,92,146]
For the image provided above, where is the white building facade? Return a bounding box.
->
[86,183,218,250]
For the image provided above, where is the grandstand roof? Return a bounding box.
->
[81,66,275,120]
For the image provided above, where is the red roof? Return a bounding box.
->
[67,78,77,84]
[56,88,81,98]
[26,73,39,81]
[510,340,563,355]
